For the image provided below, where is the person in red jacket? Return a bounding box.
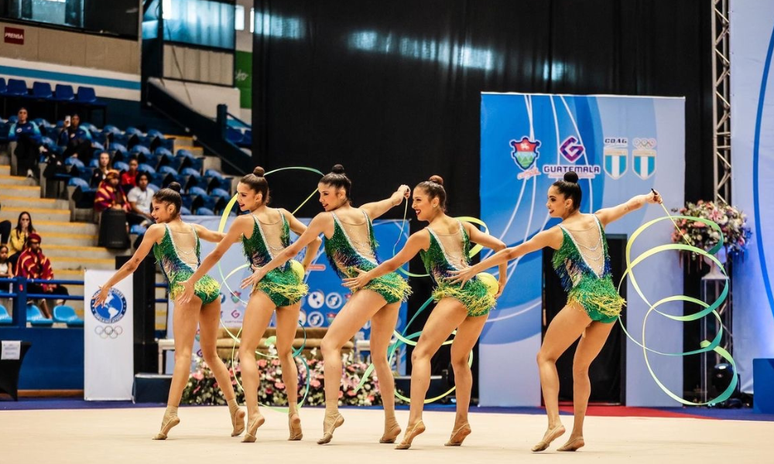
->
[16,233,68,318]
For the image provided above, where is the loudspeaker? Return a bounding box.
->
[133,373,172,403]
[117,254,158,374]
[98,210,130,249]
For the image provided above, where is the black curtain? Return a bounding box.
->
[253,0,713,399]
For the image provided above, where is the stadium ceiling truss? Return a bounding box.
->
[712,0,731,204]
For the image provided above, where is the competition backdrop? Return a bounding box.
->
[730,0,774,394]
[165,216,409,373]
[479,93,685,407]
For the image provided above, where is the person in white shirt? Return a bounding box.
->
[127,172,154,226]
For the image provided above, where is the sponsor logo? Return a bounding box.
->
[559,136,585,162]
[325,292,343,309]
[326,312,336,324]
[307,311,324,327]
[542,164,601,179]
[632,138,657,180]
[230,309,241,320]
[94,325,124,339]
[603,137,628,180]
[298,309,307,326]
[307,290,324,309]
[90,288,127,324]
[509,136,541,180]
[307,264,326,272]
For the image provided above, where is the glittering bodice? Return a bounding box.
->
[420,221,471,282]
[153,224,201,283]
[552,216,612,291]
[324,210,380,278]
[241,209,290,271]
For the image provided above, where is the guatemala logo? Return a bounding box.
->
[90,288,127,324]
[509,136,541,180]
[559,136,585,162]
[603,137,628,180]
[632,138,657,180]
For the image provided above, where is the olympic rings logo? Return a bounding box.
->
[94,325,124,339]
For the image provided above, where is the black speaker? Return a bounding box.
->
[117,254,158,374]
[98,210,130,249]
[133,374,172,403]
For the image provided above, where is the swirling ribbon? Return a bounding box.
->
[617,202,737,406]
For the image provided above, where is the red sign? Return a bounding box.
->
[4,27,24,45]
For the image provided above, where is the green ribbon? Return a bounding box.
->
[618,203,737,406]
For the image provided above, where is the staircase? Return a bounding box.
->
[0,163,168,326]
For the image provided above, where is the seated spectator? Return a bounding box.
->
[0,202,11,245]
[58,114,93,159]
[95,170,130,214]
[90,151,112,188]
[16,233,69,319]
[127,171,154,226]
[0,245,12,292]
[8,211,35,270]
[121,158,139,193]
[8,107,42,178]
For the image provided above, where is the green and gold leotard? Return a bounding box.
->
[553,216,625,323]
[324,210,411,304]
[242,209,307,307]
[420,221,496,317]
[154,223,221,305]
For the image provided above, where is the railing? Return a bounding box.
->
[0,277,170,327]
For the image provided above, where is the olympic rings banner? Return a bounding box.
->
[164,215,409,374]
[84,269,134,400]
[480,93,685,406]
[730,1,774,394]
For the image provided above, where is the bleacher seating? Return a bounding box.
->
[26,305,53,326]
[0,304,12,324]
[52,305,84,327]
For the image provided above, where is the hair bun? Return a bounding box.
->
[563,171,579,184]
[253,166,265,177]
[331,164,346,174]
[167,182,182,193]
[428,175,444,186]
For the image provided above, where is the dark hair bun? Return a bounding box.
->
[428,175,444,186]
[563,171,579,183]
[331,164,346,174]
[167,182,182,193]
[253,166,265,177]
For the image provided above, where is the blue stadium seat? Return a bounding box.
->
[53,305,83,327]
[171,174,191,190]
[76,86,103,105]
[226,127,244,145]
[200,195,226,213]
[147,129,165,139]
[240,130,252,148]
[89,158,100,168]
[0,305,12,324]
[180,206,192,215]
[130,224,147,235]
[53,84,75,102]
[181,167,201,178]
[204,169,223,179]
[150,172,170,189]
[210,188,231,202]
[32,82,53,99]
[113,161,130,172]
[176,149,194,159]
[138,163,156,174]
[211,177,233,192]
[187,186,208,197]
[140,153,161,168]
[186,157,204,172]
[68,177,89,189]
[158,165,177,175]
[130,145,150,157]
[65,157,85,169]
[7,78,28,96]
[165,156,185,171]
[192,176,215,191]
[0,77,7,95]
[125,127,143,137]
[109,142,127,155]
[27,305,53,326]
[196,207,215,216]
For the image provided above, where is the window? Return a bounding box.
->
[235,4,244,31]
[162,0,235,50]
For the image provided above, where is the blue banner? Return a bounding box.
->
[480,93,685,406]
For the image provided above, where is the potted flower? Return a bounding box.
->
[671,200,752,278]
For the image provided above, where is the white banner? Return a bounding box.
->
[84,269,134,400]
[730,0,774,393]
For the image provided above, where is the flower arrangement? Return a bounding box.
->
[181,348,388,407]
[670,200,752,259]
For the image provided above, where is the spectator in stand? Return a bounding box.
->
[16,233,68,319]
[121,158,140,193]
[0,245,13,293]
[8,107,42,178]
[0,202,11,245]
[58,114,93,159]
[95,170,130,214]
[90,151,112,188]
[8,211,35,270]
[127,171,154,226]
